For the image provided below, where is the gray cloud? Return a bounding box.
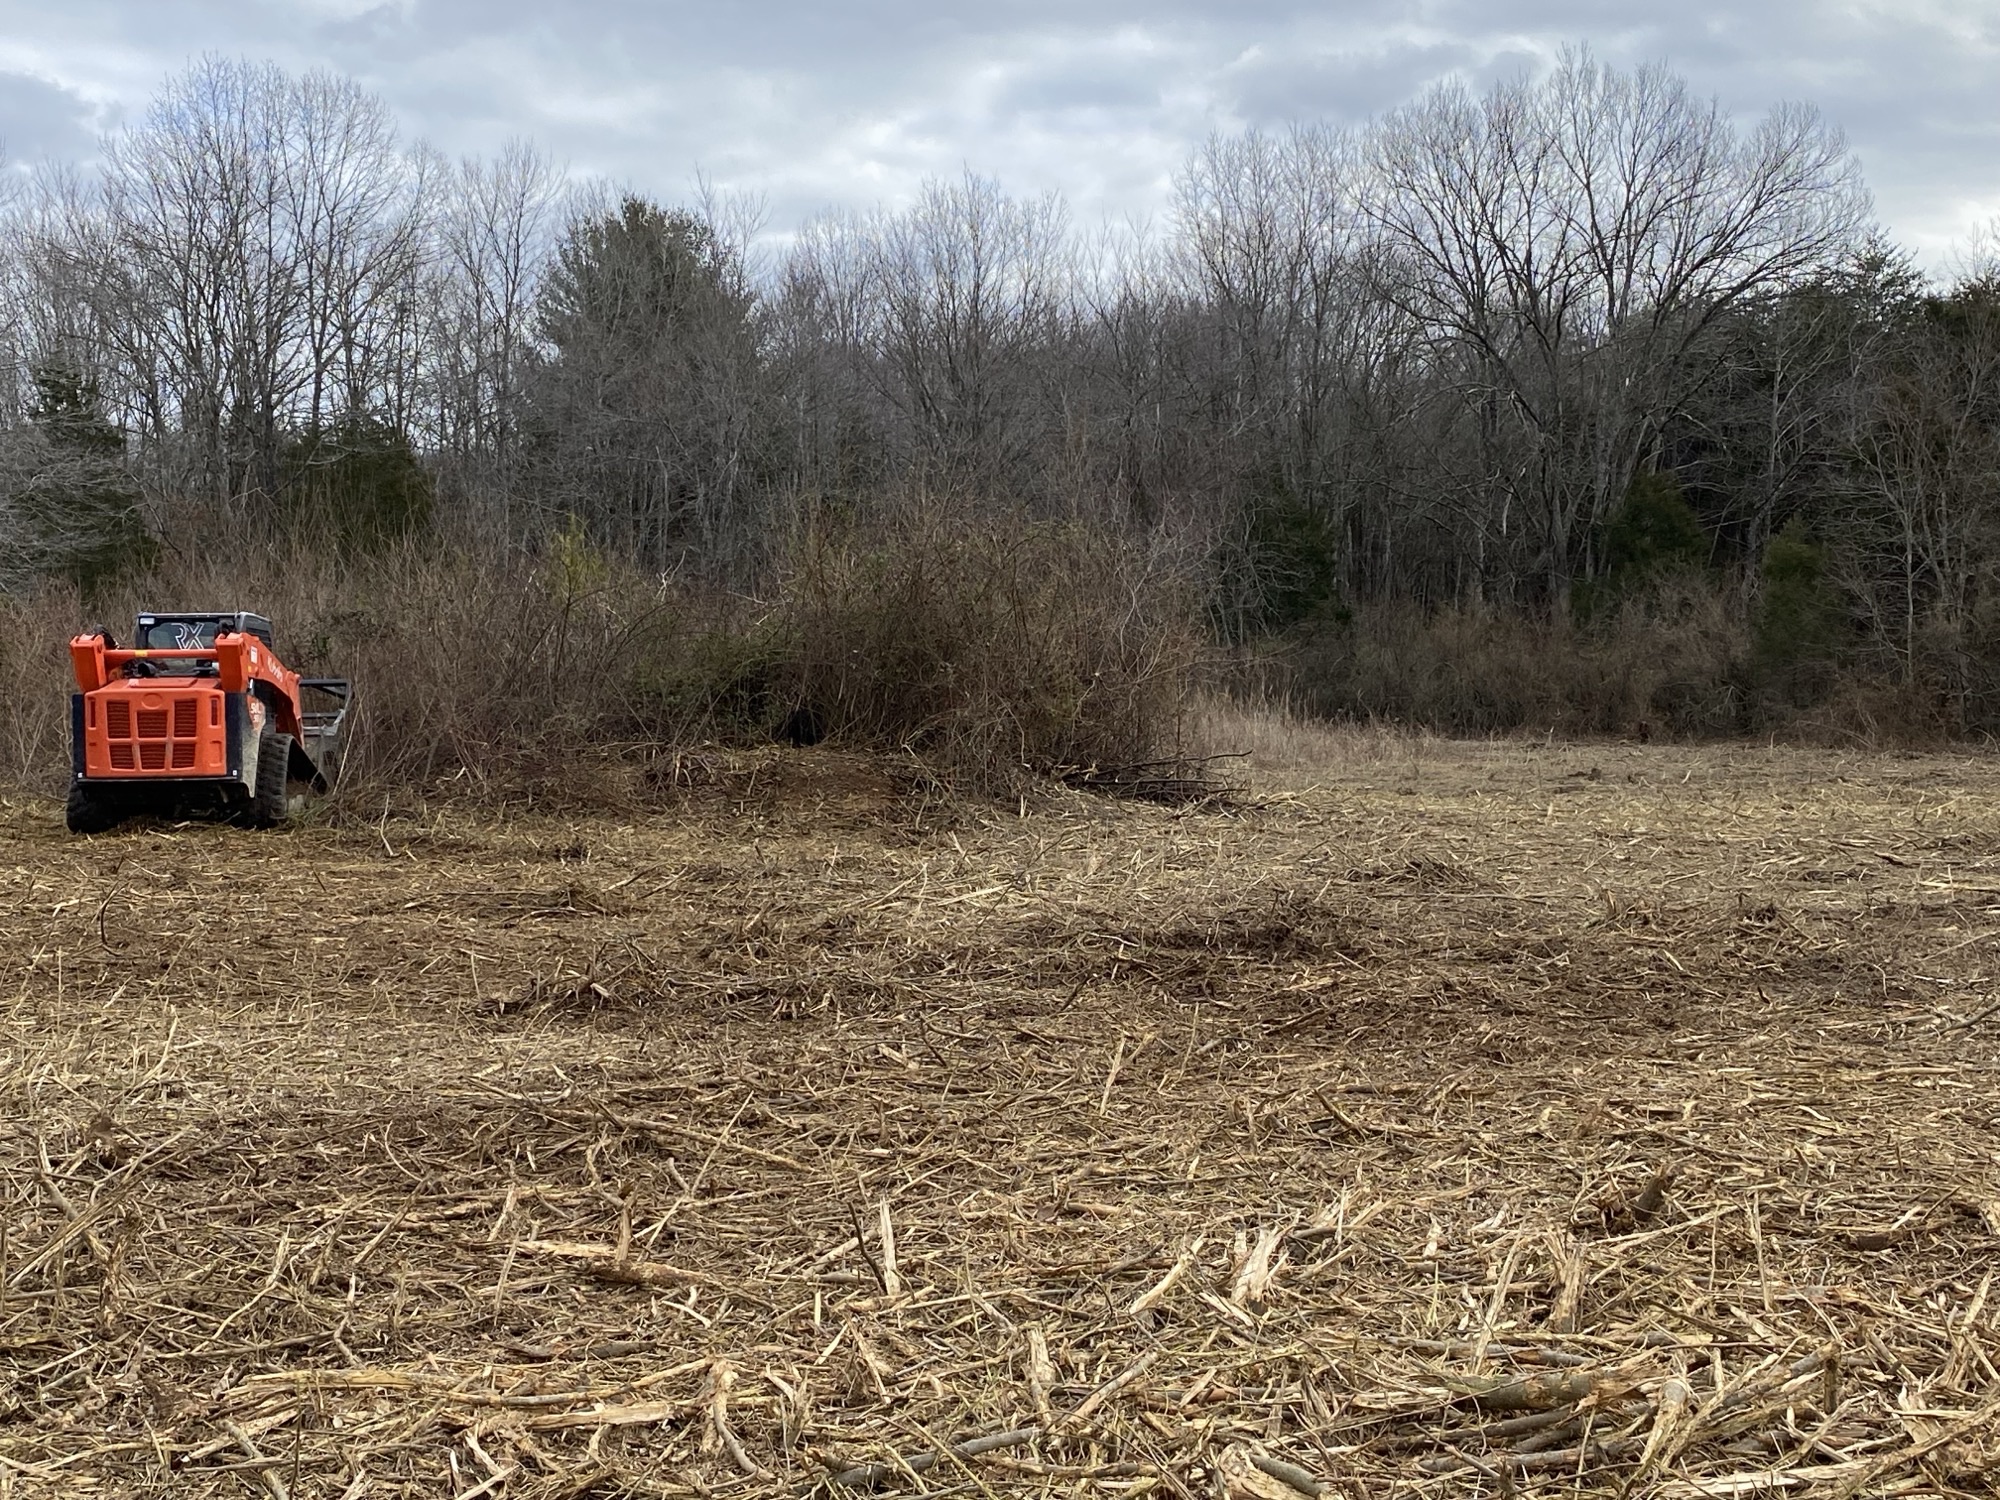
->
[0,1,1994,262]
[0,69,105,166]
[1221,38,1493,126]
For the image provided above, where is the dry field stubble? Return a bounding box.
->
[2,735,1999,1497]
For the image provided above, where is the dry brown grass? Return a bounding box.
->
[1189,689,1443,780]
[4,735,2000,1497]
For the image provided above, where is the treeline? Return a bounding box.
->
[3,50,1998,785]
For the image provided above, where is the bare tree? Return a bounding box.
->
[0,157,29,423]
[1171,126,1454,616]
[767,208,889,507]
[1362,49,1868,602]
[36,58,428,508]
[423,140,565,524]
[864,173,1075,490]
[1673,243,1920,573]
[1836,279,2000,686]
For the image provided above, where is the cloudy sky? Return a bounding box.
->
[1,0,1996,264]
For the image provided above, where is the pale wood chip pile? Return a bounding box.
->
[2,738,1998,1497]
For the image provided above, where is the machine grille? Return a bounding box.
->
[102,694,209,774]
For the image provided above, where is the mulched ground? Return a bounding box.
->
[2,737,1997,1496]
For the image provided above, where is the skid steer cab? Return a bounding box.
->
[66,611,350,834]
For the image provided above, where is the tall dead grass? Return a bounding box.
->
[1188,686,1440,777]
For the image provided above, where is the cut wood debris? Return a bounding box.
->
[3,738,2000,1495]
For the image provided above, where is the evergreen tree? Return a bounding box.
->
[280,415,434,553]
[527,197,762,568]
[1754,518,1844,704]
[0,366,155,594]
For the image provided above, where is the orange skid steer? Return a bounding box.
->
[66,611,350,834]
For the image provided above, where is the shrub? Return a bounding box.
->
[780,511,1205,786]
[1278,581,1748,738]
[1,501,1207,800]
[1233,490,1346,639]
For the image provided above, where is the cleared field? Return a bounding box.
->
[3,736,1999,1497]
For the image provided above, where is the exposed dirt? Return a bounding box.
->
[3,737,1999,1496]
